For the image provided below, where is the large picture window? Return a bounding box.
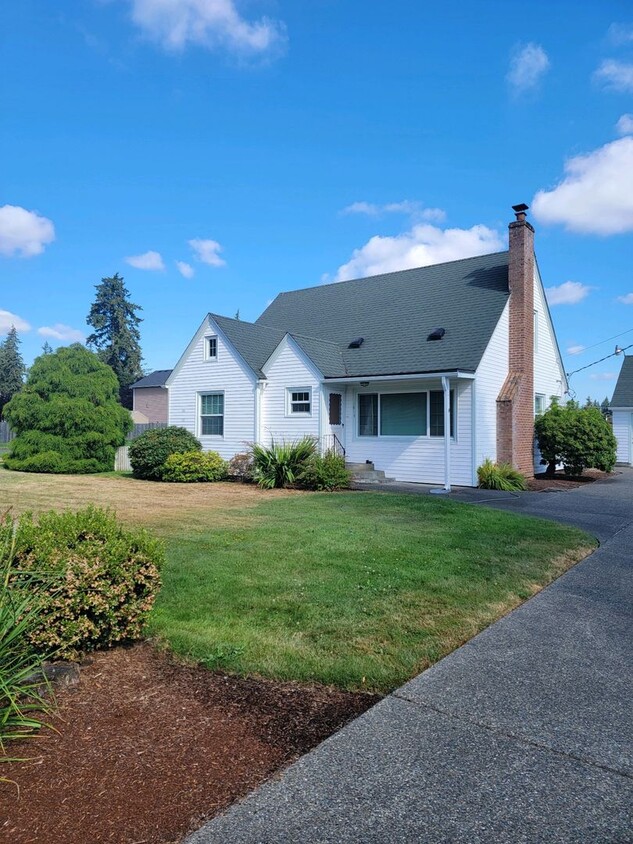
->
[200,392,224,436]
[358,390,455,438]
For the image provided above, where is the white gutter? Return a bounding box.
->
[324,371,475,384]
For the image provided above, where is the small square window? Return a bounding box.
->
[206,336,218,360]
[289,388,311,414]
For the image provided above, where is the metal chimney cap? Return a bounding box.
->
[512,203,529,213]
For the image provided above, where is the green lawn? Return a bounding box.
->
[150,491,595,692]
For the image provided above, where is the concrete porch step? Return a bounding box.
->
[346,462,375,472]
[346,462,396,484]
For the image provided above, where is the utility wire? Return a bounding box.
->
[566,343,633,379]
[569,326,633,356]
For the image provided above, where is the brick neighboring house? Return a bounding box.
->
[130,370,172,423]
[166,205,567,487]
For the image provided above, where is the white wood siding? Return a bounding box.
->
[261,338,321,444]
[168,317,257,459]
[612,410,632,465]
[344,378,473,485]
[474,302,509,469]
[533,267,565,408]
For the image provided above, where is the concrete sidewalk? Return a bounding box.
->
[188,470,633,844]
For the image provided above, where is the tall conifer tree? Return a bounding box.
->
[0,325,26,414]
[87,273,143,408]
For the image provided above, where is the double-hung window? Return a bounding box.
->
[205,336,218,361]
[288,388,311,415]
[200,392,224,436]
[358,390,455,438]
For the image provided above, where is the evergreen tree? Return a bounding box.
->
[86,273,143,408]
[0,325,26,414]
[41,341,53,354]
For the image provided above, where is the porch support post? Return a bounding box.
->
[442,375,451,493]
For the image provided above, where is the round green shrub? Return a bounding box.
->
[535,399,617,477]
[5,506,163,660]
[298,451,352,491]
[162,450,228,482]
[128,426,201,481]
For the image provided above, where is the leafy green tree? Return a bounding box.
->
[0,326,26,415]
[535,398,616,477]
[3,344,132,474]
[86,273,143,408]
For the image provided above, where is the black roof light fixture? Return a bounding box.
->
[348,337,364,349]
[427,327,445,341]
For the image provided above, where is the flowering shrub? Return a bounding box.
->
[4,507,163,660]
[162,450,228,482]
[227,452,255,482]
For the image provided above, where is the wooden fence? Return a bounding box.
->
[114,446,131,472]
[129,422,168,440]
[0,421,14,443]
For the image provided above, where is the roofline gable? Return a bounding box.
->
[261,333,324,380]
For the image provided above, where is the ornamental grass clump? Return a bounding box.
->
[8,506,163,660]
[162,450,228,482]
[0,517,55,769]
[251,437,317,489]
[477,458,527,491]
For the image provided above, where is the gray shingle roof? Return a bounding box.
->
[131,369,172,389]
[256,251,510,377]
[211,315,285,378]
[611,356,633,407]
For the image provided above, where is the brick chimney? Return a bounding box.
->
[496,204,535,476]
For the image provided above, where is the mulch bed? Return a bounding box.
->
[1,644,379,844]
[527,468,614,492]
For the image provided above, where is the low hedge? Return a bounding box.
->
[162,450,228,482]
[3,507,164,660]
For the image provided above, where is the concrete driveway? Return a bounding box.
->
[188,470,633,844]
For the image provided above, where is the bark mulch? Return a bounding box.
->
[1,644,380,844]
[527,468,614,492]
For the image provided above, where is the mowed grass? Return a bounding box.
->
[0,468,595,692]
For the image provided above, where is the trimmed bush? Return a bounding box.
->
[227,452,255,483]
[251,437,317,489]
[477,458,527,491]
[162,450,228,483]
[3,344,132,474]
[298,451,352,491]
[535,399,616,477]
[128,426,201,481]
[3,507,163,660]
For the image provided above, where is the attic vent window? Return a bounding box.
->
[427,328,445,341]
[348,337,364,349]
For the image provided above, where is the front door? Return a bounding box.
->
[328,392,345,451]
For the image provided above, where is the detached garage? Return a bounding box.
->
[610,356,633,466]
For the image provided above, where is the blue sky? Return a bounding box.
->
[1,0,632,403]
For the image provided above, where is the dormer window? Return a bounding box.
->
[205,336,218,361]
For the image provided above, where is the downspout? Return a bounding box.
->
[254,380,264,445]
[430,376,452,494]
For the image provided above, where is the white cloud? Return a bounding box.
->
[0,205,55,258]
[0,309,31,334]
[545,281,592,306]
[341,201,446,222]
[188,237,226,267]
[607,23,633,46]
[590,372,617,381]
[332,223,504,283]
[616,113,633,135]
[617,292,633,304]
[176,260,195,278]
[125,250,165,270]
[532,137,633,234]
[506,43,550,93]
[567,344,586,355]
[37,323,85,342]
[594,59,633,92]
[127,0,286,56]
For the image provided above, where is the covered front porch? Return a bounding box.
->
[319,372,476,488]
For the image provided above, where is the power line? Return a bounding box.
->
[568,326,633,356]
[566,343,633,379]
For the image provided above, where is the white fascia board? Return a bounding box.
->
[323,371,475,384]
[165,315,210,387]
[261,333,324,381]
[535,257,568,393]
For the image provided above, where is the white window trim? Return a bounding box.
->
[198,390,225,437]
[535,393,546,416]
[356,390,457,440]
[286,386,312,417]
[204,335,218,362]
